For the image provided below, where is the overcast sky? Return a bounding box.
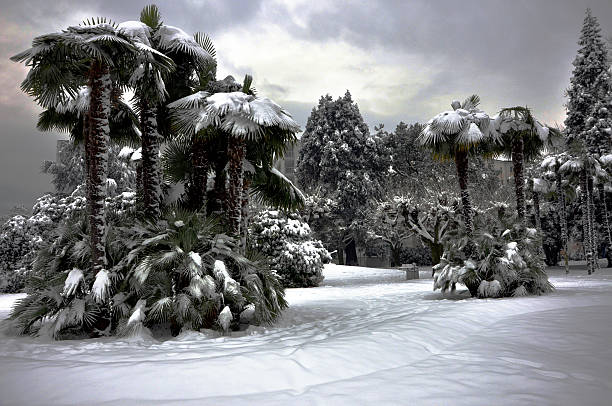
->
[1,0,611,215]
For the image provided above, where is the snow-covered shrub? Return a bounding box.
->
[8,212,130,338]
[250,210,331,288]
[433,203,553,298]
[8,209,287,339]
[121,209,287,336]
[0,187,136,293]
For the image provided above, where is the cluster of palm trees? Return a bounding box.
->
[11,5,302,290]
[418,95,560,257]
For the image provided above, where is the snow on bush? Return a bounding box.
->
[0,187,136,293]
[7,209,287,339]
[250,210,331,288]
[432,203,553,298]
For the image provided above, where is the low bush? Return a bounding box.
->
[250,210,331,288]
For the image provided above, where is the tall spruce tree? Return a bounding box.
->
[296,91,388,265]
[565,9,612,273]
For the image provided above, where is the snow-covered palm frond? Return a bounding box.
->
[155,25,213,65]
[169,91,300,137]
[55,87,90,114]
[148,297,172,322]
[117,21,152,46]
[559,158,583,173]
[220,113,262,138]
[417,124,448,146]
[429,110,467,135]
[168,91,210,110]
[534,120,550,141]
[171,108,207,135]
[532,178,548,193]
[85,33,133,48]
[63,268,84,297]
[92,269,111,303]
[248,97,300,132]
[456,123,485,146]
[205,91,253,117]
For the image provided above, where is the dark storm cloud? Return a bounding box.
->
[1,0,611,215]
[274,0,612,117]
[0,0,265,215]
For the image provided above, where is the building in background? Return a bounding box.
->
[274,139,301,183]
[491,159,514,185]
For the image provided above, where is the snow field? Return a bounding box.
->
[0,264,611,405]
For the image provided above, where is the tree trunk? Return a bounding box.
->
[240,176,251,252]
[344,236,359,266]
[454,149,475,260]
[512,137,526,223]
[532,185,543,256]
[431,243,444,266]
[87,61,111,275]
[556,170,570,274]
[189,134,209,211]
[533,191,541,230]
[82,112,91,206]
[337,240,345,265]
[140,100,162,218]
[598,183,612,267]
[581,168,594,275]
[390,243,401,267]
[226,136,245,235]
[588,175,599,272]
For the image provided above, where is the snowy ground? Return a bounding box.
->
[1,264,612,406]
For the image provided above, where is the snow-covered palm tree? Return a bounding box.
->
[541,153,571,273]
[492,106,560,223]
[118,5,213,217]
[169,83,300,234]
[418,95,496,243]
[557,151,601,274]
[11,21,141,287]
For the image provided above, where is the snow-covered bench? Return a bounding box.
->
[400,263,419,280]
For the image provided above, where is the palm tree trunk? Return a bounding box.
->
[210,154,227,216]
[455,150,473,235]
[533,190,541,231]
[556,170,570,274]
[87,60,111,274]
[240,176,251,252]
[581,168,594,275]
[227,136,245,234]
[512,137,526,224]
[140,100,162,218]
[588,176,600,272]
[598,183,612,267]
[189,134,209,211]
[454,149,476,263]
[82,113,91,202]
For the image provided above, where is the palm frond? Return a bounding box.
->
[193,32,216,60]
[462,94,481,110]
[430,110,467,135]
[155,25,213,66]
[140,4,162,29]
[251,166,306,210]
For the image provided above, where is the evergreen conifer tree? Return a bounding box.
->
[296,91,388,265]
[565,9,612,273]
